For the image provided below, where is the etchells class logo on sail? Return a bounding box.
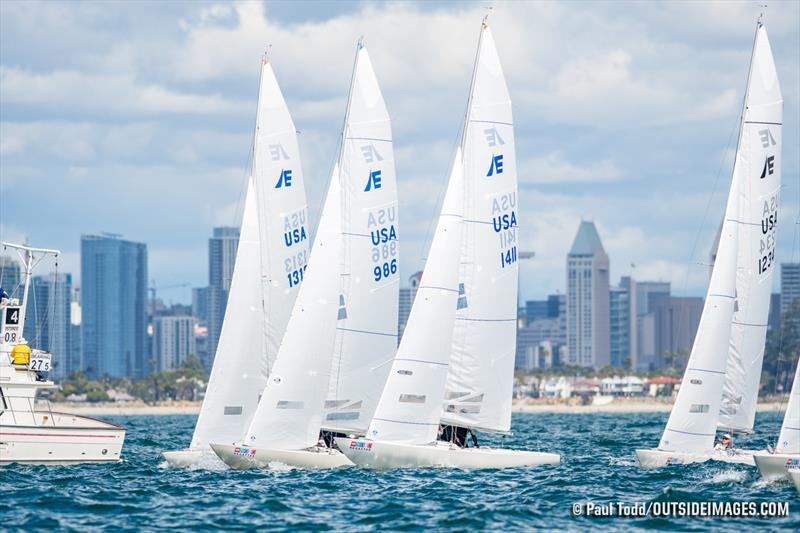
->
[758,129,777,180]
[485,127,505,177]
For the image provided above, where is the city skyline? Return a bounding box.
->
[2,2,798,305]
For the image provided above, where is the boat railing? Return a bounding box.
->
[0,395,57,427]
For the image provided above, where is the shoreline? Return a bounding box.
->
[49,400,789,417]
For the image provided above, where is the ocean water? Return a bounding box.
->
[1,412,797,531]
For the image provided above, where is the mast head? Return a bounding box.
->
[483,6,493,28]
[357,35,365,50]
[262,44,272,65]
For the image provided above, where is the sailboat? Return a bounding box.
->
[211,40,397,469]
[320,38,399,439]
[338,20,561,469]
[635,18,782,469]
[753,361,800,480]
[163,55,311,467]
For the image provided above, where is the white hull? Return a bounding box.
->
[210,442,352,470]
[336,437,561,470]
[790,469,800,493]
[635,447,755,469]
[1,413,125,465]
[753,451,800,480]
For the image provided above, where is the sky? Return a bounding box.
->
[1,0,799,305]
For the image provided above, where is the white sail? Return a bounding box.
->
[367,151,464,445]
[776,361,800,454]
[190,178,265,449]
[243,167,342,450]
[440,24,518,433]
[718,24,783,434]
[189,59,309,451]
[253,60,312,374]
[323,44,399,434]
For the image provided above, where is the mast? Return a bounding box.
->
[2,242,60,340]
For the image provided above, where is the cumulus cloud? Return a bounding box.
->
[0,0,798,298]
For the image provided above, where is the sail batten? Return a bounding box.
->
[189,60,310,451]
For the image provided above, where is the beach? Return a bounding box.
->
[49,398,789,416]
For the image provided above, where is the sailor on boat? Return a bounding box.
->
[715,434,734,454]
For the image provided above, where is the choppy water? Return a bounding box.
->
[1,412,798,531]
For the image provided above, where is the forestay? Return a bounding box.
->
[244,167,342,450]
[367,151,464,445]
[776,362,800,454]
[718,24,782,434]
[324,44,399,434]
[440,24,518,434]
[190,59,310,450]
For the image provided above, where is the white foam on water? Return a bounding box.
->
[267,461,295,473]
[704,470,747,485]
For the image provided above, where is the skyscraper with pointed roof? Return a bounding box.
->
[566,221,610,368]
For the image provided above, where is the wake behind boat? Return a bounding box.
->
[340,19,560,470]
[0,242,125,465]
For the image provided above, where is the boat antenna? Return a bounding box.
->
[483,6,492,26]
[263,44,272,64]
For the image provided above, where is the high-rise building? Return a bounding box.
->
[397,271,423,343]
[81,234,148,378]
[651,296,703,369]
[206,227,239,368]
[22,273,73,380]
[768,293,781,331]
[192,286,209,326]
[153,315,196,371]
[566,221,610,368]
[781,263,800,317]
[0,255,22,297]
[635,281,671,316]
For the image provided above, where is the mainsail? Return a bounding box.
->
[718,23,783,434]
[323,43,399,434]
[657,21,780,454]
[190,59,310,450]
[440,23,518,433]
[367,151,464,444]
[243,167,342,450]
[776,362,800,454]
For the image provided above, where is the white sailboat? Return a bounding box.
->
[211,40,396,469]
[163,56,310,467]
[0,243,126,465]
[753,361,800,480]
[635,19,782,469]
[211,166,348,469]
[321,40,399,437]
[338,20,560,469]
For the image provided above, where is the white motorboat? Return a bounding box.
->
[0,242,125,465]
[163,54,311,467]
[635,18,782,469]
[340,19,560,470]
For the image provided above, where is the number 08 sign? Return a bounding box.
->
[3,306,21,344]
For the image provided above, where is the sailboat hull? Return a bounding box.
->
[336,438,560,470]
[790,469,800,493]
[635,447,756,469]
[210,443,352,470]
[752,451,800,480]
